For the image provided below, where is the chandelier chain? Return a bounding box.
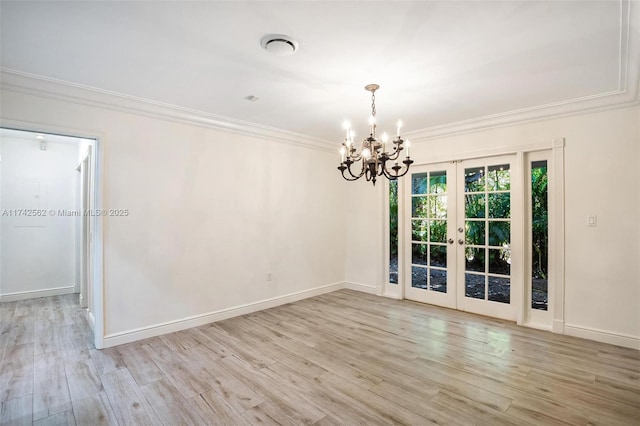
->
[371,91,376,117]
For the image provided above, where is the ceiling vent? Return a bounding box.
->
[260,34,298,56]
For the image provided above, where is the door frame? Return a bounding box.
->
[0,119,106,349]
[389,138,565,330]
[76,153,90,308]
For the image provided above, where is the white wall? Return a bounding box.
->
[3,73,636,349]
[0,136,79,298]
[0,80,346,345]
[343,177,385,294]
[345,105,640,348]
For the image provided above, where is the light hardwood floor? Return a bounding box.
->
[1,290,639,425]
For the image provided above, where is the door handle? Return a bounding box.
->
[448,238,454,244]
[458,239,464,245]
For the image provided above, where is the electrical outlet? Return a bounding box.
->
[587,216,597,227]
[267,272,272,282]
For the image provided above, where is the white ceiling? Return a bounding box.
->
[1,1,638,143]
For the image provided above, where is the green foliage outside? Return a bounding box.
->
[389,180,398,257]
[531,165,548,280]
[463,167,510,274]
[389,165,548,293]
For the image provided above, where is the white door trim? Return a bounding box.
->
[391,138,564,330]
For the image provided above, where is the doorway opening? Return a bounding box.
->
[0,127,101,347]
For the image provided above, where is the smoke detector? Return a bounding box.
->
[260,34,298,56]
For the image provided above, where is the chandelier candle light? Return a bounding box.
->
[338,84,413,186]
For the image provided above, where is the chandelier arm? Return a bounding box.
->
[340,168,362,181]
[345,159,366,180]
[380,157,412,179]
[348,144,363,162]
[338,161,365,181]
[387,148,401,161]
[380,161,399,180]
[392,159,415,179]
[386,140,404,161]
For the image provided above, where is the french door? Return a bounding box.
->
[404,163,458,308]
[404,156,519,321]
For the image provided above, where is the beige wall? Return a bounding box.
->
[0,137,78,298]
[2,74,638,349]
[345,105,640,346]
[1,85,346,345]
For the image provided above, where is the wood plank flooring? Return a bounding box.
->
[1,290,639,425]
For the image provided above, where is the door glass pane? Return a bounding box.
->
[430,220,447,243]
[412,219,428,241]
[430,245,447,267]
[430,195,447,218]
[465,194,485,218]
[465,167,485,192]
[488,249,510,275]
[487,165,510,191]
[412,196,428,217]
[389,180,398,284]
[430,269,447,293]
[409,170,450,295]
[412,244,428,266]
[465,273,485,299]
[488,193,510,218]
[465,247,485,272]
[464,161,511,306]
[429,171,447,194]
[488,277,510,303]
[531,160,548,310]
[412,173,428,195]
[488,221,510,246]
[465,221,485,245]
[412,266,427,289]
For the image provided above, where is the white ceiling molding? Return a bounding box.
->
[406,0,640,142]
[1,1,638,147]
[0,69,335,152]
[405,86,639,142]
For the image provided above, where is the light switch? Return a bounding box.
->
[587,216,597,227]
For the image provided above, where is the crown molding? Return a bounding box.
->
[0,68,336,153]
[406,0,639,142]
[405,89,639,142]
[2,0,638,148]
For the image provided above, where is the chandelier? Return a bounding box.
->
[338,84,413,186]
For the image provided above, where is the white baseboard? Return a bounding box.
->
[0,286,75,302]
[563,323,640,350]
[552,319,564,334]
[523,321,552,332]
[344,281,379,295]
[102,282,345,348]
[382,290,401,299]
[382,284,402,299]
